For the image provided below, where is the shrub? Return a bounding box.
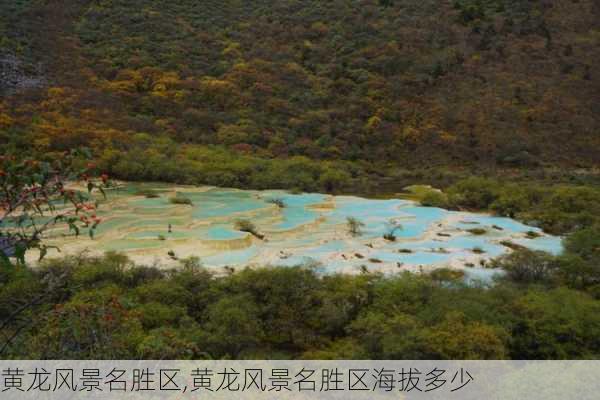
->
[491,249,557,284]
[169,196,193,205]
[71,252,130,288]
[420,190,450,208]
[499,241,527,251]
[198,294,264,358]
[490,188,531,218]
[135,189,160,198]
[467,228,487,235]
[564,226,600,263]
[429,268,465,283]
[447,178,499,209]
[267,198,286,208]
[136,302,187,330]
[383,220,403,241]
[235,219,264,239]
[133,280,191,306]
[318,168,351,192]
[525,230,541,239]
[346,217,365,237]
[124,266,165,288]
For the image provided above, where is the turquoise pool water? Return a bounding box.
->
[40,184,563,277]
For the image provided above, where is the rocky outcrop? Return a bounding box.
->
[0,54,45,94]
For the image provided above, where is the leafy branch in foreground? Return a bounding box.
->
[0,150,110,265]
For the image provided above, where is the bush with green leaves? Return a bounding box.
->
[491,249,557,285]
[1,248,600,359]
[420,178,600,235]
[234,219,264,239]
[266,198,286,208]
[420,190,450,208]
[346,217,365,237]
[383,219,403,241]
[169,196,193,205]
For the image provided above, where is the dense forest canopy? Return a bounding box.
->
[2,244,600,360]
[1,0,599,181]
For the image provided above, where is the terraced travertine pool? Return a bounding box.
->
[35,183,563,280]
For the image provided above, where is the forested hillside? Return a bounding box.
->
[2,1,600,361]
[1,0,599,187]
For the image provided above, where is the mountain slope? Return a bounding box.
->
[2,0,599,175]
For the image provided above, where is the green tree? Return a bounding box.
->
[420,312,507,359]
[199,294,264,358]
[509,288,600,358]
[447,178,499,209]
[492,249,557,285]
[564,226,600,265]
[346,217,365,237]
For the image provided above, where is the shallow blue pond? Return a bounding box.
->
[42,185,564,281]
